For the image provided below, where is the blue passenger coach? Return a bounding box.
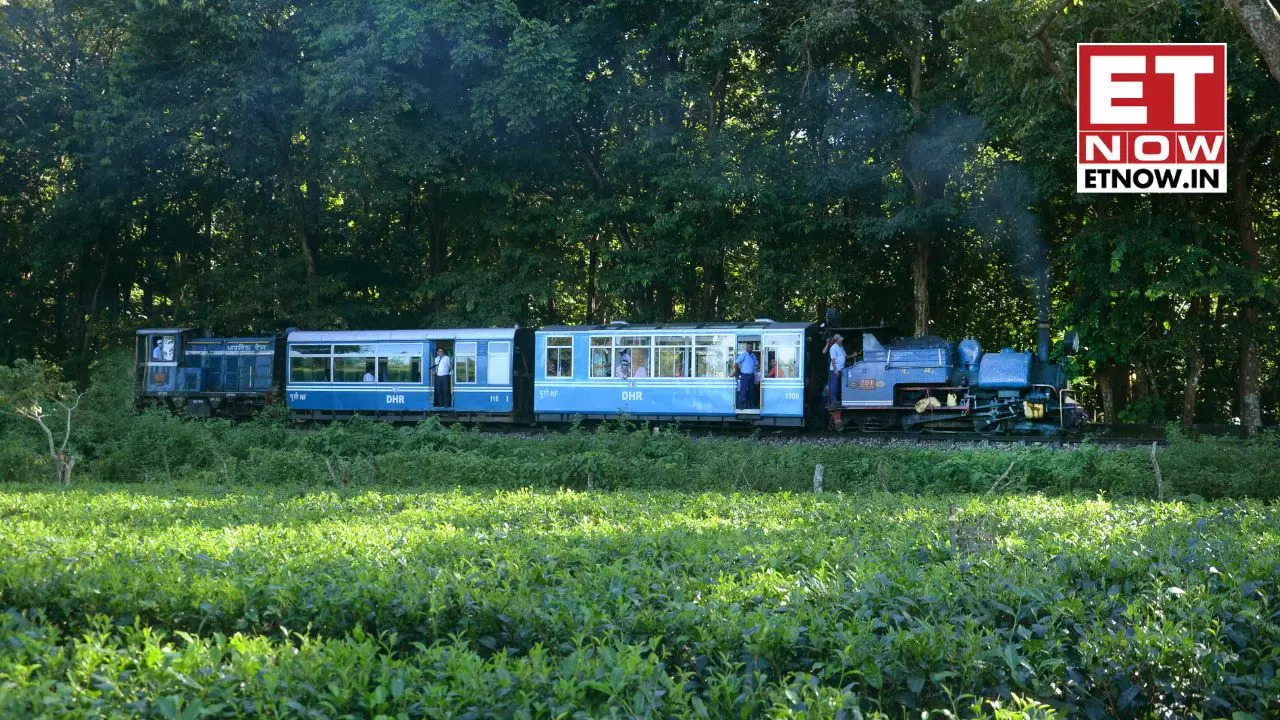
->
[285,328,533,422]
[533,322,813,426]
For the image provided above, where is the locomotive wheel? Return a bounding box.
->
[974,418,1004,435]
[901,416,925,433]
[853,414,895,432]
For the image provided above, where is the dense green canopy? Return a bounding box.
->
[1,0,1276,425]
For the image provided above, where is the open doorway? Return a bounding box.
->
[734,336,761,411]
[431,341,454,407]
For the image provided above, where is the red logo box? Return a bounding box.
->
[1077,43,1226,193]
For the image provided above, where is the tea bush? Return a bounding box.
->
[26,352,1273,498]
[61,405,1280,499]
[1,483,1277,717]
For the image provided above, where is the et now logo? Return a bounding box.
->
[1077,44,1226,193]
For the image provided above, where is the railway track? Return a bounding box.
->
[684,422,1274,449]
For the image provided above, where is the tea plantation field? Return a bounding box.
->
[1,483,1277,719]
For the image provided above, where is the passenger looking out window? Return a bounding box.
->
[631,349,649,378]
[614,348,631,379]
[545,337,573,377]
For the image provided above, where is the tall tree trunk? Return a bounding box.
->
[1238,336,1262,431]
[911,235,930,336]
[292,184,318,308]
[585,232,599,324]
[1097,368,1115,423]
[904,45,931,337]
[1181,296,1206,427]
[1224,0,1280,82]
[700,253,723,319]
[425,200,447,318]
[1097,362,1131,422]
[1234,134,1266,433]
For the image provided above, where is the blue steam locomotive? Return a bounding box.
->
[134,318,1086,434]
[832,324,1086,434]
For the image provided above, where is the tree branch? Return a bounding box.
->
[54,392,82,454]
[1024,0,1077,41]
[1025,0,1078,108]
[11,408,59,467]
[1225,0,1280,82]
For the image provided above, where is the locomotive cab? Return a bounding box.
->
[136,328,195,397]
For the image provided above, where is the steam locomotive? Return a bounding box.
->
[831,321,1087,435]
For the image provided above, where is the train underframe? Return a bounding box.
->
[137,393,274,419]
[830,384,1087,436]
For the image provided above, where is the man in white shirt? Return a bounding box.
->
[433,347,453,407]
[362,365,376,382]
[825,334,846,405]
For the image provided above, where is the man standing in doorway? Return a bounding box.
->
[825,334,845,406]
[433,347,452,407]
[735,343,758,409]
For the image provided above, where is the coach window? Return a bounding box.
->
[617,336,651,378]
[455,342,478,384]
[656,335,691,377]
[694,335,734,378]
[378,343,422,383]
[333,344,376,382]
[546,336,573,377]
[765,335,801,378]
[290,344,332,382]
[589,337,612,378]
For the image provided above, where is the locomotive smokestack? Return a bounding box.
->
[1036,311,1050,364]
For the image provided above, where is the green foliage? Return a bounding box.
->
[74,348,141,458]
[0,358,84,483]
[73,413,1280,500]
[2,0,1276,423]
[0,482,1277,717]
[0,415,46,483]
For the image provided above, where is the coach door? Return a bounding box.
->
[431,341,456,408]
[761,334,802,414]
[735,335,762,412]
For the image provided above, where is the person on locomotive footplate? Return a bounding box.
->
[825,334,845,405]
[433,347,452,407]
[735,343,758,409]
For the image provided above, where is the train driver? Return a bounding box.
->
[825,334,845,404]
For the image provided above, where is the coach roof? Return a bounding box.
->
[539,321,813,332]
[288,328,518,343]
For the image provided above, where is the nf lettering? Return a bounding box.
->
[1077,44,1226,193]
